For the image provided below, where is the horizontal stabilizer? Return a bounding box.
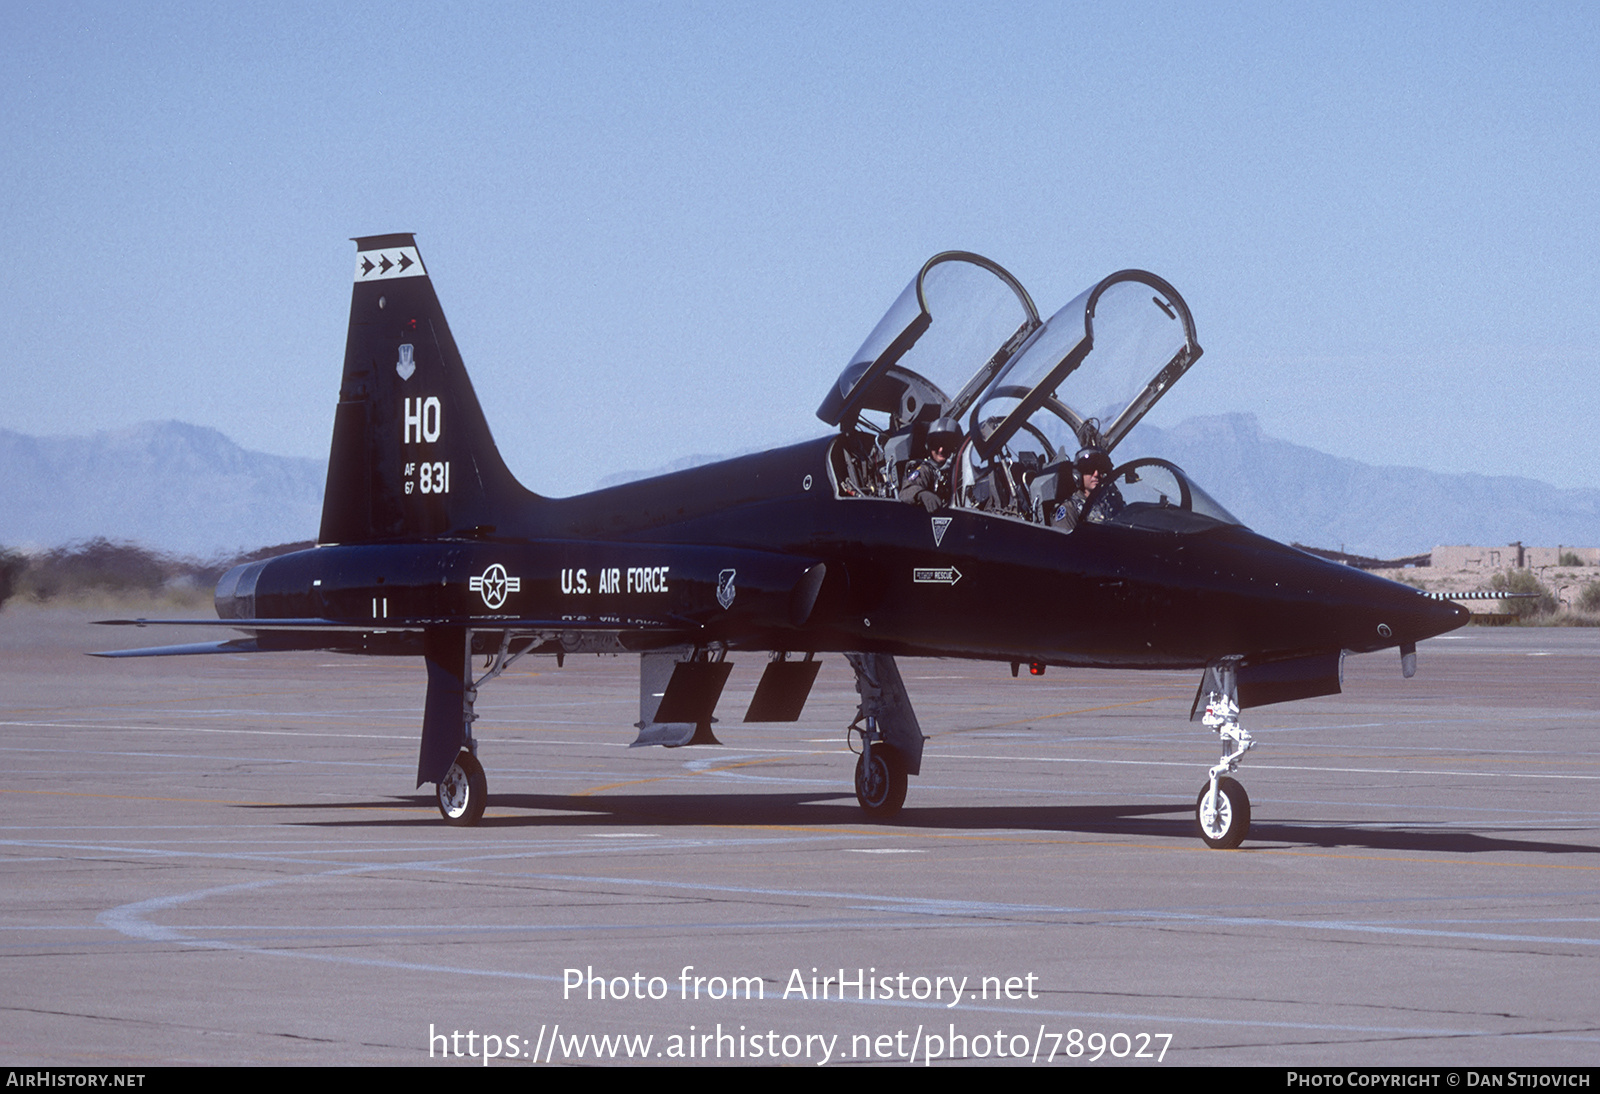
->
[90,638,260,658]
[96,616,425,632]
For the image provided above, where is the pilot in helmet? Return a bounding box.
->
[1075,446,1112,487]
[1057,446,1122,526]
[899,417,963,513]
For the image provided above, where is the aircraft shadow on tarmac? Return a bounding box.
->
[252,793,1600,856]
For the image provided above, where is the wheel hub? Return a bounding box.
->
[1199,788,1230,837]
[439,765,469,817]
[858,756,886,805]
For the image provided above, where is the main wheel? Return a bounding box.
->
[437,750,487,826]
[855,745,908,819]
[1195,776,1249,849]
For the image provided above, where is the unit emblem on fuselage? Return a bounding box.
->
[717,568,737,610]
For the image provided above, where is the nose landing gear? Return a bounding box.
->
[1193,662,1256,849]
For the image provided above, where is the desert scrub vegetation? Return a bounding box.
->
[1553,580,1600,624]
[0,538,313,611]
[0,548,24,610]
[1473,569,1600,626]
[1539,576,1600,626]
[1489,568,1556,618]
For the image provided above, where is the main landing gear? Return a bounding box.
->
[425,630,532,826]
[1194,671,1256,849]
[844,652,925,820]
[853,727,908,818]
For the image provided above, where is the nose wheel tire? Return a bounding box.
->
[855,745,907,819]
[1195,776,1249,849]
[437,750,487,826]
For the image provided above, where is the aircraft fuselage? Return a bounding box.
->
[225,435,1461,671]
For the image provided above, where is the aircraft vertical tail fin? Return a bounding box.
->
[320,234,535,545]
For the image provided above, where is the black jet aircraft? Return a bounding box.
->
[98,235,1467,846]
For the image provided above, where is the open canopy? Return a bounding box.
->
[822,254,1231,535]
[817,252,1041,433]
[822,256,1201,464]
[967,269,1201,461]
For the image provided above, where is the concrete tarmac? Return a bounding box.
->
[3,606,1598,1066]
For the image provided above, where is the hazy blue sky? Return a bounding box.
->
[4,1,1597,492]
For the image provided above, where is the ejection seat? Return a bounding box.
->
[1031,456,1079,526]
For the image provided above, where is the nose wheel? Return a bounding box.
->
[437,750,487,826]
[1195,775,1250,849]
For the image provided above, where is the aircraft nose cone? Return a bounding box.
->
[1423,594,1471,637]
[1357,586,1469,651]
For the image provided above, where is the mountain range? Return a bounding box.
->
[0,422,324,557]
[1125,414,1600,558]
[3,416,1597,559]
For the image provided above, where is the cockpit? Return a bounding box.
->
[820,252,1241,535]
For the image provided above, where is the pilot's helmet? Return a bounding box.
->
[1074,447,1113,477]
[926,417,963,452]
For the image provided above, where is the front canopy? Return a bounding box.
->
[969,270,1202,462]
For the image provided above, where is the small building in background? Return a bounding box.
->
[1430,544,1600,571]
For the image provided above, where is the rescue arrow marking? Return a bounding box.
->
[913,567,962,586]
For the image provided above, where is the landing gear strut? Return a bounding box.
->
[1193,659,1256,849]
[424,629,530,827]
